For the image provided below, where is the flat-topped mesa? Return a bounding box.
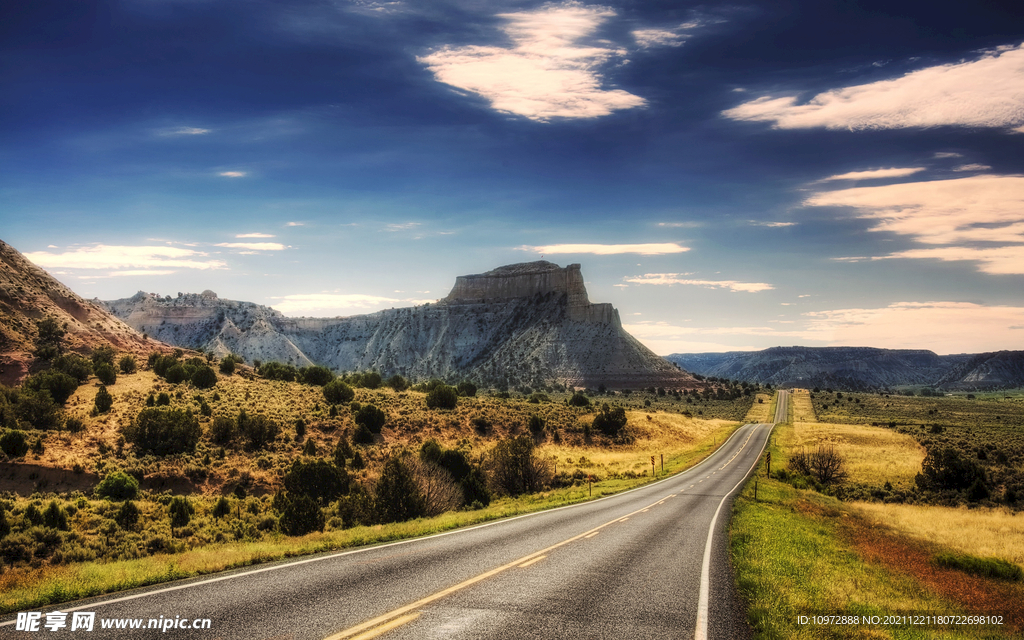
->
[444,261,590,306]
[442,261,618,326]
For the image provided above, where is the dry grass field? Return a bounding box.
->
[743,393,773,423]
[852,502,1024,567]
[784,421,926,488]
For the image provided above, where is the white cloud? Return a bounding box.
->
[625,273,774,292]
[521,242,689,255]
[750,221,797,227]
[626,301,1024,354]
[805,174,1024,248]
[723,43,1024,131]
[880,246,1024,275]
[933,152,963,158]
[24,245,226,272]
[269,293,433,317]
[285,221,305,227]
[418,3,645,121]
[819,167,926,181]
[160,127,210,136]
[236,233,275,238]
[384,222,421,231]
[953,163,993,172]
[802,302,1024,353]
[219,171,247,178]
[215,242,287,251]
[657,221,702,228]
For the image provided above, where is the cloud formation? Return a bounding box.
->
[219,171,247,178]
[723,43,1024,131]
[819,167,926,181]
[24,245,226,272]
[521,242,689,255]
[805,175,1024,265]
[418,3,645,120]
[269,293,432,316]
[626,301,1024,354]
[215,242,287,251]
[625,273,774,292]
[236,233,275,238]
[160,127,210,136]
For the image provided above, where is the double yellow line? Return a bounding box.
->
[324,492,676,640]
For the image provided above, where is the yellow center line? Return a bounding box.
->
[641,508,649,512]
[518,555,547,568]
[322,488,678,640]
[345,612,422,640]
[584,531,600,539]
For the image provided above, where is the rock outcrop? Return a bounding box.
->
[102,261,696,390]
[0,239,171,385]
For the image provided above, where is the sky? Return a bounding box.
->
[2,0,1023,356]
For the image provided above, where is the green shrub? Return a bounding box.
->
[260,361,298,382]
[529,414,546,435]
[43,500,69,531]
[210,416,236,445]
[25,370,79,404]
[95,363,117,386]
[457,381,477,397]
[1,430,29,457]
[568,392,591,407]
[156,392,171,406]
[237,411,279,451]
[118,355,137,374]
[355,404,387,433]
[300,365,334,386]
[122,408,201,455]
[487,435,551,496]
[592,403,627,436]
[94,385,113,413]
[935,552,1023,581]
[219,356,236,375]
[50,354,92,383]
[425,385,458,410]
[91,345,116,367]
[279,495,324,535]
[374,456,425,523]
[95,471,139,500]
[353,423,374,444]
[212,497,231,519]
[323,380,355,405]
[168,496,194,528]
[386,374,409,392]
[164,364,188,384]
[190,365,218,389]
[284,459,349,504]
[116,500,141,529]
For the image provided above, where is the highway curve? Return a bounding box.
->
[2,392,786,640]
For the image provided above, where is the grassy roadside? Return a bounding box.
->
[1,420,743,615]
[731,410,1023,639]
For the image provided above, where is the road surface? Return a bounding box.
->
[3,393,786,640]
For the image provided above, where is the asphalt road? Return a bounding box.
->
[2,394,783,640]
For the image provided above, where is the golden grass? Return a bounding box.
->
[543,412,738,479]
[783,420,925,487]
[852,502,1024,568]
[789,388,816,422]
[743,393,772,423]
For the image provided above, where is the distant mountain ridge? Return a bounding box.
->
[102,261,697,390]
[665,346,1023,391]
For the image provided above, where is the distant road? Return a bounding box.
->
[3,397,785,640]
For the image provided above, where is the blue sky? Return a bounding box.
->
[3,0,1023,355]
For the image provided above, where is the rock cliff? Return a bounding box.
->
[102,262,696,390]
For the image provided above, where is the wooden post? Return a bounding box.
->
[651,456,655,477]
[660,453,664,472]
[589,475,592,497]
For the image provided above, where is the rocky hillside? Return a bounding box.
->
[102,261,697,390]
[0,239,170,385]
[666,346,1023,391]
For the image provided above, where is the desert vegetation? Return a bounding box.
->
[0,330,755,612]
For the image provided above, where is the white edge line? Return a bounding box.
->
[1,422,757,625]
[695,393,782,640]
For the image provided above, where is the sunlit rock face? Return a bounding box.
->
[102,261,697,390]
